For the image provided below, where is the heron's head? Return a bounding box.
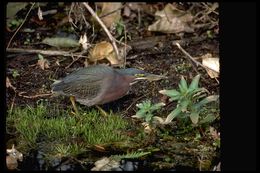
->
[116,68,167,84]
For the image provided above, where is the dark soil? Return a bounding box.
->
[6,37,219,117]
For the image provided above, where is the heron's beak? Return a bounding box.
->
[135,73,168,82]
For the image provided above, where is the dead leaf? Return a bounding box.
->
[141,122,153,133]
[127,3,144,11]
[123,3,143,17]
[94,145,106,152]
[91,157,120,171]
[6,77,16,90]
[55,59,60,66]
[87,41,122,66]
[79,33,90,50]
[86,41,131,66]
[37,59,50,70]
[107,44,131,66]
[201,53,219,78]
[213,162,221,171]
[106,53,120,65]
[148,3,194,33]
[37,6,43,20]
[6,144,23,161]
[98,3,122,29]
[119,44,132,57]
[37,54,50,70]
[88,41,114,62]
[6,155,18,170]
[6,144,23,170]
[209,126,220,140]
[123,5,131,17]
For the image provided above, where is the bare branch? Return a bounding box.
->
[18,92,52,99]
[175,42,219,74]
[6,48,88,58]
[7,3,35,48]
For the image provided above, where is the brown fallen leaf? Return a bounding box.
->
[6,144,23,170]
[148,3,194,34]
[79,33,90,50]
[37,54,50,70]
[37,6,43,20]
[87,41,128,66]
[88,41,114,63]
[98,2,122,29]
[127,2,144,11]
[201,53,219,78]
[6,156,18,170]
[123,3,144,17]
[213,162,221,171]
[6,77,16,90]
[91,157,120,171]
[139,122,153,133]
[209,126,220,140]
[94,145,106,152]
[123,5,131,17]
[106,44,131,66]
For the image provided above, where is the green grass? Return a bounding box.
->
[6,103,130,158]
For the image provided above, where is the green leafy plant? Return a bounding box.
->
[111,151,151,160]
[116,20,132,42]
[11,69,20,78]
[159,75,219,124]
[132,100,165,125]
[116,20,124,36]
[7,18,23,29]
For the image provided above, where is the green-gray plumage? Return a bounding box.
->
[51,64,166,106]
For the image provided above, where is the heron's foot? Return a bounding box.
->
[71,111,79,117]
[70,96,80,117]
[95,105,108,117]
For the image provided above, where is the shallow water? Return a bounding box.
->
[18,150,201,171]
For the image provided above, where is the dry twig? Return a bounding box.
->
[123,95,146,116]
[6,48,88,58]
[68,3,78,29]
[9,92,17,115]
[65,54,82,69]
[6,77,16,91]
[176,43,219,73]
[7,3,35,48]
[18,92,52,99]
[175,42,219,83]
[175,43,201,75]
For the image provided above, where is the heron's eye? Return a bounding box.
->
[134,74,145,77]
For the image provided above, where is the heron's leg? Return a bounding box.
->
[70,96,80,117]
[95,105,108,117]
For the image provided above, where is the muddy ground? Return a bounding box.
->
[6,39,219,116]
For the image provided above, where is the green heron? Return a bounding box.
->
[51,64,166,116]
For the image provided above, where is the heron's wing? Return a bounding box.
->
[63,65,113,83]
[61,78,102,100]
[52,65,113,101]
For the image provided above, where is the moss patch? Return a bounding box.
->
[7,103,130,160]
